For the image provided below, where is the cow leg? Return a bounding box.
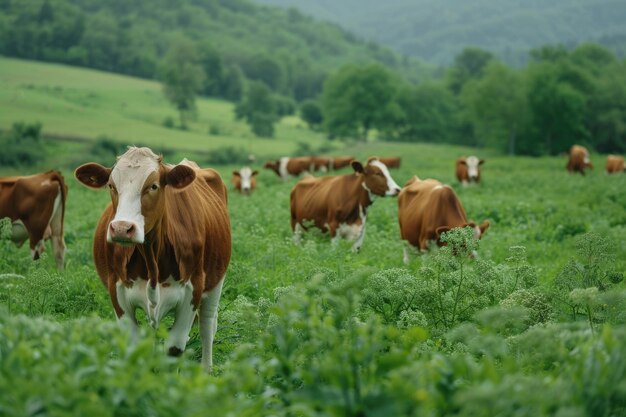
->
[165,281,195,357]
[293,223,304,245]
[351,208,367,253]
[49,189,66,270]
[114,281,140,337]
[199,278,224,372]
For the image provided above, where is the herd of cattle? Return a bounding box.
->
[0,143,623,370]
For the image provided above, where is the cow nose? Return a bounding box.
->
[109,221,136,241]
[391,187,401,196]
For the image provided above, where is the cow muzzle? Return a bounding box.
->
[109,220,141,244]
[387,187,401,196]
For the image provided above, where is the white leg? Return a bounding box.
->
[115,283,140,338]
[403,246,411,264]
[146,284,160,328]
[351,222,366,253]
[165,282,195,356]
[293,223,304,245]
[199,278,224,372]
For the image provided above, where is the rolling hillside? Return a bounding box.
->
[255,0,626,65]
[0,57,334,162]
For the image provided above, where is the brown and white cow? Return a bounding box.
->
[605,155,625,175]
[0,170,67,269]
[264,156,313,180]
[75,147,231,372]
[311,156,332,173]
[398,176,489,263]
[331,156,355,171]
[232,166,258,195]
[566,145,593,175]
[290,159,401,251]
[371,156,401,169]
[456,156,484,185]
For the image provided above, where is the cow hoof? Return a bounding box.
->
[167,346,184,357]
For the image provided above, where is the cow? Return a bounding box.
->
[398,176,489,263]
[605,155,625,175]
[456,156,484,185]
[371,156,401,169]
[74,147,231,372]
[566,145,593,175]
[0,170,67,270]
[232,167,258,195]
[311,156,332,173]
[264,156,313,180]
[290,159,401,252]
[331,156,355,170]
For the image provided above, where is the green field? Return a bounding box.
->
[1,58,626,415]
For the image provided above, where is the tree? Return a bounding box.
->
[160,41,205,129]
[222,64,245,101]
[383,81,459,143]
[321,64,401,140]
[447,47,494,95]
[300,99,323,130]
[235,81,279,138]
[197,40,224,97]
[460,62,528,154]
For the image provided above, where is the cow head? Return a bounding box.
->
[264,160,281,177]
[233,167,258,195]
[352,159,401,197]
[75,147,196,245]
[461,156,484,181]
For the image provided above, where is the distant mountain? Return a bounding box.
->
[254,0,626,65]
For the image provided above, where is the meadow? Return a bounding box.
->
[1,58,626,416]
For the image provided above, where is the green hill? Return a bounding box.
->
[0,57,334,163]
[255,0,626,65]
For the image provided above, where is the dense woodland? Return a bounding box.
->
[256,0,626,66]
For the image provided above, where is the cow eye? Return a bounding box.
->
[150,183,159,191]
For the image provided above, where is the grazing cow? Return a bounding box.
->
[456,156,484,185]
[75,147,231,372]
[264,156,313,180]
[566,145,593,175]
[398,176,489,263]
[311,156,332,173]
[371,156,401,169]
[605,155,625,174]
[331,156,355,170]
[290,159,401,252]
[232,167,258,195]
[0,171,67,269]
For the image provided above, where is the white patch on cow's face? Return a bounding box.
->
[473,225,482,240]
[107,149,161,244]
[279,157,289,179]
[369,160,401,196]
[239,167,253,192]
[465,156,480,180]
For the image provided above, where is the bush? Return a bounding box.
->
[0,122,44,167]
[203,146,250,165]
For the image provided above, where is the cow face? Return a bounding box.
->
[233,167,258,195]
[462,156,484,181]
[352,160,401,197]
[75,147,195,245]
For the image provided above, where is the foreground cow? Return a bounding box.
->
[264,156,313,180]
[75,147,231,372]
[456,156,484,185]
[398,176,489,263]
[0,171,67,269]
[290,159,401,251]
[371,156,401,169]
[605,155,625,174]
[232,167,258,194]
[566,145,593,175]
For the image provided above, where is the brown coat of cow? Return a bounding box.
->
[370,156,401,169]
[264,156,313,179]
[605,155,625,174]
[331,156,355,170]
[75,147,230,371]
[0,170,67,269]
[290,160,400,251]
[567,145,593,175]
[398,176,489,261]
[232,167,258,194]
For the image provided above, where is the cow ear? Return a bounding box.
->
[479,220,490,235]
[75,163,111,189]
[351,161,364,173]
[367,156,379,164]
[479,159,485,165]
[459,159,468,166]
[252,170,259,176]
[435,226,451,239]
[233,171,241,177]
[166,164,196,189]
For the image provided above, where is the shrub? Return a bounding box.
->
[0,122,44,167]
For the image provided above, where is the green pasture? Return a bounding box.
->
[1,57,626,416]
